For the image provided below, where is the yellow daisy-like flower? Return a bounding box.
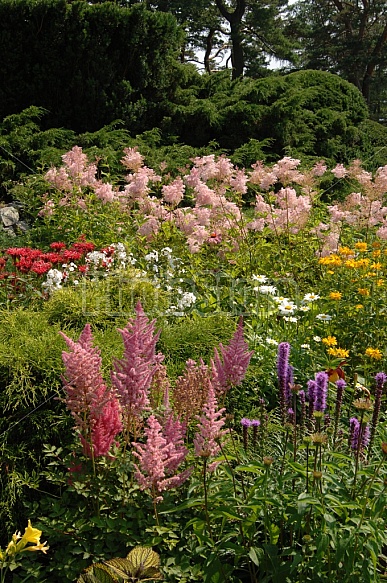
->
[319,254,342,266]
[377,279,384,286]
[322,335,337,347]
[355,304,364,309]
[345,259,356,269]
[329,291,342,300]
[358,288,370,296]
[355,258,370,268]
[355,242,368,251]
[328,347,349,358]
[372,249,381,257]
[370,262,382,270]
[365,347,383,360]
[339,246,354,256]
[327,270,335,275]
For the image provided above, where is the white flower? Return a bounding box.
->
[161,247,173,255]
[313,336,322,342]
[299,305,310,312]
[252,274,268,283]
[283,316,298,322]
[266,337,278,346]
[303,293,320,302]
[316,314,332,321]
[177,292,197,310]
[278,300,297,314]
[274,296,289,304]
[301,343,310,349]
[258,285,277,295]
[144,250,159,262]
[73,280,79,286]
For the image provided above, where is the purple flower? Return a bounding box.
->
[277,342,291,421]
[241,418,252,427]
[375,372,387,388]
[314,372,328,412]
[212,319,253,392]
[350,417,370,452]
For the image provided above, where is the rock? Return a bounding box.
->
[0,206,19,227]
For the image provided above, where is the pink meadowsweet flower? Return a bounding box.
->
[212,318,253,393]
[60,324,122,458]
[111,302,164,418]
[331,164,348,179]
[193,382,229,471]
[132,414,191,502]
[162,176,185,205]
[121,146,144,171]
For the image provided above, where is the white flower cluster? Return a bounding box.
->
[42,269,63,293]
[177,291,197,311]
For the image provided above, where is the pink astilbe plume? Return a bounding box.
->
[194,382,229,471]
[173,358,213,422]
[212,319,253,393]
[60,324,122,458]
[132,414,191,502]
[111,302,164,419]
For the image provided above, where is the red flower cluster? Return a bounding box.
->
[3,238,95,276]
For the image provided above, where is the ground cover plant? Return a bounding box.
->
[1,148,387,582]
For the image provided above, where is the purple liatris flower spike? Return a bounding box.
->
[277,342,290,422]
[60,324,122,458]
[314,372,328,413]
[241,418,251,450]
[350,417,370,452]
[111,301,164,418]
[212,318,253,393]
[132,414,192,502]
[194,382,229,471]
[370,372,387,449]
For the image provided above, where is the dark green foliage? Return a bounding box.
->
[167,69,370,162]
[0,0,183,133]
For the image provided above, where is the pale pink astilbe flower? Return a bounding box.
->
[312,160,328,177]
[248,160,277,190]
[162,176,185,205]
[212,319,253,393]
[61,146,98,187]
[138,216,161,239]
[111,302,164,419]
[124,167,162,202]
[60,324,122,458]
[132,414,191,502]
[331,163,348,179]
[229,168,248,194]
[94,182,118,204]
[45,166,73,191]
[272,156,303,185]
[121,146,144,172]
[193,382,229,471]
[193,180,217,207]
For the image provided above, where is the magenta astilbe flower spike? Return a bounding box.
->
[60,325,122,458]
[212,318,253,393]
[111,301,164,418]
[132,414,191,502]
[194,382,229,471]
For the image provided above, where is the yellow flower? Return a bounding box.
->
[372,242,381,249]
[358,288,370,296]
[328,347,350,358]
[339,246,354,256]
[21,521,42,545]
[327,270,335,275]
[345,259,359,268]
[355,258,370,268]
[322,335,337,347]
[372,249,381,257]
[377,279,384,286]
[355,242,368,251]
[370,262,382,270]
[365,348,383,360]
[355,304,364,309]
[329,291,342,300]
[319,254,342,266]
[21,541,49,554]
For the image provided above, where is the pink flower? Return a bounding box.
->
[111,302,164,419]
[331,164,348,179]
[212,319,253,392]
[162,176,185,205]
[60,324,122,458]
[193,383,229,471]
[132,414,191,501]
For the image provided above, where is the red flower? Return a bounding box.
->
[50,242,67,250]
[30,260,52,275]
[70,242,95,254]
[62,250,83,262]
